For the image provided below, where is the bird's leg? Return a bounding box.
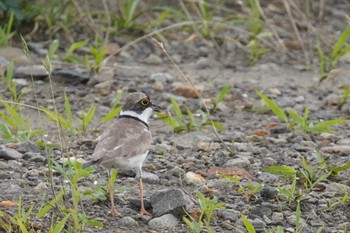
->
[109,177,122,217]
[139,176,151,216]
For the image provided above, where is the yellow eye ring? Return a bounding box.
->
[140,98,150,106]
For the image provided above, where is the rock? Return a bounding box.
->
[150,72,174,83]
[294,96,305,103]
[117,216,139,229]
[276,96,295,107]
[0,171,9,179]
[34,182,48,192]
[142,171,160,184]
[0,146,23,160]
[222,209,240,222]
[171,166,185,177]
[224,156,251,168]
[0,56,10,71]
[144,54,162,65]
[150,188,194,217]
[0,47,29,65]
[233,142,251,152]
[13,78,28,87]
[0,161,9,169]
[173,83,204,98]
[94,80,113,96]
[251,205,272,218]
[184,171,206,184]
[271,212,284,223]
[14,65,49,80]
[148,214,179,230]
[251,218,266,231]
[195,57,213,69]
[52,68,90,84]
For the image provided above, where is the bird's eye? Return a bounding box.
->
[140,98,150,106]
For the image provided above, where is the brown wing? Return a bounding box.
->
[93,118,151,166]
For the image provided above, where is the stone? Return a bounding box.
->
[144,54,162,65]
[117,216,139,229]
[0,161,9,169]
[0,47,29,65]
[251,218,266,231]
[150,188,194,217]
[52,68,90,84]
[222,209,240,222]
[14,65,49,80]
[142,171,160,184]
[271,212,284,223]
[148,214,179,230]
[0,146,23,160]
[150,72,174,83]
[173,83,204,98]
[184,171,206,184]
[224,156,251,168]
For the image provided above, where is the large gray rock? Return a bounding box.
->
[148,214,179,230]
[150,188,194,217]
[0,146,23,160]
[14,65,49,80]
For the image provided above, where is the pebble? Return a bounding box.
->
[144,54,162,65]
[0,161,9,169]
[117,216,139,229]
[184,171,206,184]
[150,72,174,83]
[142,171,160,184]
[271,212,284,223]
[0,146,23,160]
[276,96,295,107]
[251,218,266,231]
[233,142,250,151]
[150,188,194,217]
[14,65,49,80]
[222,209,240,222]
[148,214,179,230]
[52,68,90,84]
[223,156,251,168]
[195,57,213,69]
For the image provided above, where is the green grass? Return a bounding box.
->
[317,26,350,82]
[40,93,96,135]
[256,90,347,134]
[158,97,224,133]
[183,191,224,233]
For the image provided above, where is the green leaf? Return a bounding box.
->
[241,215,256,233]
[170,97,183,119]
[329,160,350,175]
[82,105,96,132]
[101,106,122,123]
[331,27,350,58]
[15,217,29,233]
[286,109,304,126]
[263,165,297,176]
[64,93,72,126]
[256,90,288,123]
[84,219,104,227]
[36,189,64,218]
[52,214,70,233]
[215,84,231,105]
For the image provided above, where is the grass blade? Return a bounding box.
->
[241,215,256,233]
[263,165,297,176]
[215,84,231,105]
[52,214,70,233]
[256,90,288,123]
[170,97,183,119]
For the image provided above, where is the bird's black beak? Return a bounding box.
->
[151,104,161,112]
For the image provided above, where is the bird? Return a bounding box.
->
[88,91,160,216]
